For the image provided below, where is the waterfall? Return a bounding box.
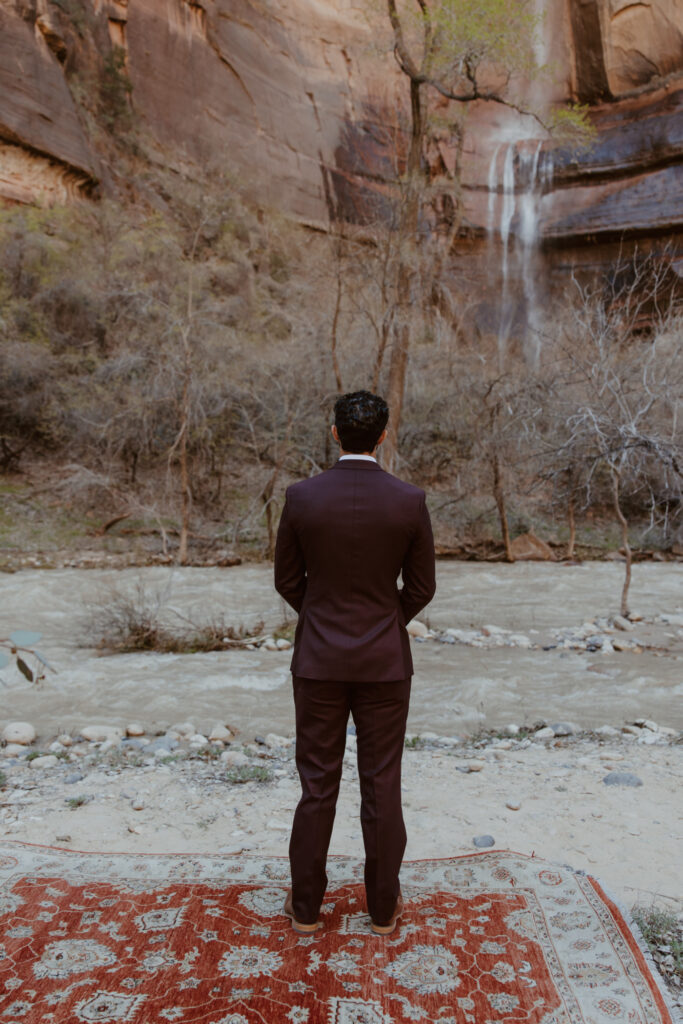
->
[487,140,553,364]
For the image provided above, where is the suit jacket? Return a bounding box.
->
[274,459,436,681]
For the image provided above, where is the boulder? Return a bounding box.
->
[509,532,555,561]
[2,722,36,745]
[79,725,123,744]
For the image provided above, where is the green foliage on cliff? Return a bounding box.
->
[100,47,133,131]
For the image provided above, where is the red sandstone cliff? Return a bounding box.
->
[0,0,681,249]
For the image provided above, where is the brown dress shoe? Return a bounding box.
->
[371,893,404,935]
[283,889,324,934]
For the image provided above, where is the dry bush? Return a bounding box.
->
[84,584,265,653]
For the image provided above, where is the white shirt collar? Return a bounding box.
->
[339,454,377,462]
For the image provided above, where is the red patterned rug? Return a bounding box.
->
[0,842,674,1024]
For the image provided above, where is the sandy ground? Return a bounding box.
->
[2,734,680,915]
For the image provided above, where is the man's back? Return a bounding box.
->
[274,459,435,681]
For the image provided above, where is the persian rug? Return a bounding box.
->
[0,842,674,1024]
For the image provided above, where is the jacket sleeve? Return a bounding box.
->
[274,490,307,614]
[399,493,436,625]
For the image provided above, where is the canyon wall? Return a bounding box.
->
[0,0,681,261]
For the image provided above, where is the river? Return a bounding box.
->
[1,562,681,737]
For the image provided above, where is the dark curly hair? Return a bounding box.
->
[334,390,389,454]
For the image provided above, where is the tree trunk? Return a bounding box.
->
[380,76,424,475]
[492,453,514,562]
[330,252,344,393]
[177,397,190,565]
[611,467,632,617]
[567,490,576,560]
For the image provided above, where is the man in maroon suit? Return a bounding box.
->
[274,390,436,935]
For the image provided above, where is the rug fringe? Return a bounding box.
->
[580,872,681,1024]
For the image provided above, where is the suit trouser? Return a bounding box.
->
[289,675,411,926]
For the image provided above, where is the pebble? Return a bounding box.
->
[275,638,292,650]
[263,639,279,651]
[55,834,72,843]
[473,835,495,848]
[407,620,429,638]
[595,725,619,736]
[2,743,27,757]
[131,798,145,811]
[49,741,65,753]
[221,751,249,767]
[621,725,642,735]
[636,731,659,745]
[466,760,486,772]
[30,755,58,769]
[79,725,123,743]
[598,751,624,761]
[603,771,643,787]
[65,772,84,784]
[508,634,532,648]
[265,733,291,750]
[146,736,179,753]
[2,722,36,745]
[612,639,632,652]
[57,733,73,746]
[659,613,683,627]
[533,727,555,740]
[189,734,208,747]
[634,718,658,732]
[504,724,520,736]
[551,722,574,736]
[505,801,521,811]
[170,722,195,737]
[126,723,145,736]
[209,724,234,742]
[613,616,634,631]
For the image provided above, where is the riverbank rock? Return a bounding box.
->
[473,835,495,848]
[533,727,556,740]
[2,743,28,757]
[221,750,249,768]
[170,722,195,737]
[407,620,429,638]
[2,722,36,745]
[126,723,145,736]
[209,724,234,742]
[509,531,555,561]
[603,771,643,787]
[79,725,123,743]
[30,754,58,769]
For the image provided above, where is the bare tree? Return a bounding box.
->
[377,0,592,471]
[533,253,683,612]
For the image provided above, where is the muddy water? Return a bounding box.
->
[1,563,681,738]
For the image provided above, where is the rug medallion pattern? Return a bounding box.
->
[0,845,672,1023]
